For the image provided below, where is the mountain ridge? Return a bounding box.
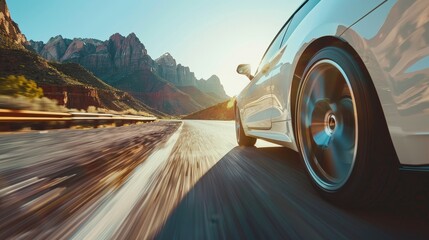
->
[29,33,229,114]
[0,0,159,115]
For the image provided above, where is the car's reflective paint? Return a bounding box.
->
[237,0,429,165]
[342,0,429,165]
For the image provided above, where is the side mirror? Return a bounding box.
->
[236,64,253,80]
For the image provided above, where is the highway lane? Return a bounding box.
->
[139,120,429,239]
[0,121,181,239]
[0,120,429,239]
[156,122,429,239]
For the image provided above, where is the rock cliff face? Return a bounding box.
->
[0,0,157,114]
[197,75,229,99]
[155,53,229,99]
[0,0,28,52]
[0,0,27,46]
[37,35,72,61]
[110,68,204,115]
[156,53,178,84]
[0,47,157,113]
[30,33,229,115]
[28,40,44,53]
[39,84,101,109]
[29,33,156,81]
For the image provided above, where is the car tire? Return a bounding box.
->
[235,106,256,146]
[295,46,398,206]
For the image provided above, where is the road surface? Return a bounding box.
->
[0,120,428,239]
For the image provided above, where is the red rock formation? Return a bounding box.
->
[29,32,230,115]
[40,35,71,61]
[0,0,27,46]
[39,84,101,110]
[0,0,158,115]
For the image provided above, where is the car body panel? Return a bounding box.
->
[237,71,273,130]
[270,0,386,136]
[237,0,429,165]
[239,0,386,145]
[341,0,429,165]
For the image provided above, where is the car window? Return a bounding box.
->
[281,0,320,45]
[256,21,290,74]
[255,0,320,75]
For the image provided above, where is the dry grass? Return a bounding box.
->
[0,95,68,112]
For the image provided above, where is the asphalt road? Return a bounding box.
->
[0,120,428,239]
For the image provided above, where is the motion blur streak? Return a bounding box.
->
[0,121,180,239]
[1,121,429,239]
[113,121,263,239]
[71,122,183,239]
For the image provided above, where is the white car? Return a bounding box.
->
[235,0,429,206]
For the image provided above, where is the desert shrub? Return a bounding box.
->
[86,106,109,113]
[0,95,68,112]
[120,108,151,116]
[0,95,32,109]
[123,109,138,115]
[0,75,43,98]
[227,97,236,109]
[86,106,98,113]
[33,97,68,112]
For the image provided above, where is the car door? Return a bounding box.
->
[270,0,320,133]
[241,22,290,130]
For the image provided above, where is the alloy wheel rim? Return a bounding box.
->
[297,59,358,191]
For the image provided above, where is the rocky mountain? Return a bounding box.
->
[29,33,229,115]
[0,0,158,115]
[111,69,203,115]
[0,0,26,46]
[156,53,229,100]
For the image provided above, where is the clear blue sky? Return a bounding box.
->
[8,0,303,96]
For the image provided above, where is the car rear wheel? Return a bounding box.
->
[296,46,398,206]
[235,106,256,146]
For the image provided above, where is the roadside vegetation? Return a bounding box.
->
[0,75,68,112]
[0,75,43,98]
[0,75,151,116]
[0,95,68,112]
[86,106,152,116]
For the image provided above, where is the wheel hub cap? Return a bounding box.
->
[327,113,336,132]
[298,60,358,190]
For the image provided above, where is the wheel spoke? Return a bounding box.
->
[325,139,353,180]
[334,98,355,149]
[308,68,345,103]
[298,59,358,190]
[309,71,330,102]
[313,130,331,147]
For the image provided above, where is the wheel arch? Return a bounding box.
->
[290,35,400,169]
[290,36,375,134]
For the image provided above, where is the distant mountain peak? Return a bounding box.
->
[109,32,140,41]
[156,52,176,67]
[207,75,220,82]
[127,32,137,38]
[52,35,63,39]
[109,33,124,42]
[29,31,229,114]
[1,0,10,18]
